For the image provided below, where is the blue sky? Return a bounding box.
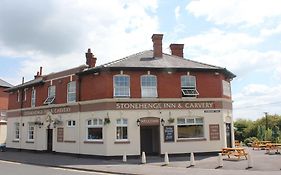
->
[1,0,281,120]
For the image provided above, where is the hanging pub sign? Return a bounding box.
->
[164,126,175,142]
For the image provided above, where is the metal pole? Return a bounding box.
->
[264,112,268,130]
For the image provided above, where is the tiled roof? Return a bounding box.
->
[6,77,43,92]
[101,50,221,69]
[84,50,235,78]
[0,79,13,88]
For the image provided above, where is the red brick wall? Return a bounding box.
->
[0,87,9,110]
[8,69,231,110]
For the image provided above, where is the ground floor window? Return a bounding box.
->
[28,123,35,140]
[177,118,204,139]
[116,118,128,140]
[15,122,20,140]
[87,119,103,140]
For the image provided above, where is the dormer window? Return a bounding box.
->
[181,75,199,97]
[44,85,56,104]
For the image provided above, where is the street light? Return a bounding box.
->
[264,112,268,130]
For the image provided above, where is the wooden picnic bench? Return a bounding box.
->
[265,143,281,154]
[252,141,271,150]
[221,147,248,160]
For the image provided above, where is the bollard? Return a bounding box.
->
[163,152,169,166]
[123,152,127,162]
[215,153,223,169]
[187,152,195,168]
[141,152,146,164]
[246,152,253,169]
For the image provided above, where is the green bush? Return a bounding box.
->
[244,137,259,146]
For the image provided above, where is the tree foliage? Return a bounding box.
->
[234,114,281,142]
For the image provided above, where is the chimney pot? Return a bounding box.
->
[85,48,97,68]
[152,34,163,58]
[39,66,42,76]
[170,44,184,58]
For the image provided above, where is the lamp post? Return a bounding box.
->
[264,112,268,131]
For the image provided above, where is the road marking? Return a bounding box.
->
[50,167,117,174]
[0,160,22,165]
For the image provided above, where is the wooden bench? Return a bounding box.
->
[265,143,281,154]
[252,141,271,150]
[222,147,248,160]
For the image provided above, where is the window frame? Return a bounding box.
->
[44,85,56,104]
[28,123,35,141]
[222,80,231,97]
[67,81,76,103]
[113,75,130,98]
[86,119,103,141]
[181,75,199,97]
[141,75,158,98]
[31,88,36,107]
[116,118,128,141]
[67,120,76,127]
[15,122,20,140]
[177,117,204,139]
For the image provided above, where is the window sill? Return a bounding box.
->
[84,140,103,144]
[64,140,76,143]
[26,140,34,143]
[12,140,19,143]
[176,138,206,142]
[114,140,130,144]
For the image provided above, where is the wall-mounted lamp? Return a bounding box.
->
[137,119,141,126]
[161,118,165,126]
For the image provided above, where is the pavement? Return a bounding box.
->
[0,147,281,175]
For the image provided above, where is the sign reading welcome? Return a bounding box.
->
[116,102,214,110]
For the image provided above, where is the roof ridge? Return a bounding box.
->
[0,78,13,87]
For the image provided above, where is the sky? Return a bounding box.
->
[0,0,281,120]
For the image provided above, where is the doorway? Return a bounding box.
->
[47,129,53,152]
[226,123,232,148]
[140,126,160,155]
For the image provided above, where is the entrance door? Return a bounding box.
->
[140,126,160,155]
[47,129,53,152]
[226,123,232,148]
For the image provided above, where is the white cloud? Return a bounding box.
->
[0,0,159,84]
[186,0,281,26]
[175,6,180,20]
[260,23,281,37]
[233,84,281,119]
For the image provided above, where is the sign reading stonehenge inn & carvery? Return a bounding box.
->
[23,107,72,116]
[116,101,215,110]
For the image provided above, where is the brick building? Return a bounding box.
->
[6,34,235,156]
[0,79,12,144]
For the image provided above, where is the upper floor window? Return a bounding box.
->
[67,81,76,103]
[44,85,56,104]
[87,119,103,140]
[222,80,231,97]
[31,88,36,107]
[116,118,128,140]
[181,75,199,97]
[114,75,130,98]
[23,88,27,101]
[141,75,157,98]
[177,117,204,139]
[17,90,20,102]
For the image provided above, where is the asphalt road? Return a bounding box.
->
[0,160,117,175]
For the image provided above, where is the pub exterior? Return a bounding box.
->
[6,34,236,156]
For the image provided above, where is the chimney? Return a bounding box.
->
[85,48,97,68]
[170,44,184,58]
[152,34,163,58]
[39,66,42,76]
[34,67,43,79]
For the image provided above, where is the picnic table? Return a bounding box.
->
[252,141,271,150]
[265,143,281,154]
[221,147,248,160]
